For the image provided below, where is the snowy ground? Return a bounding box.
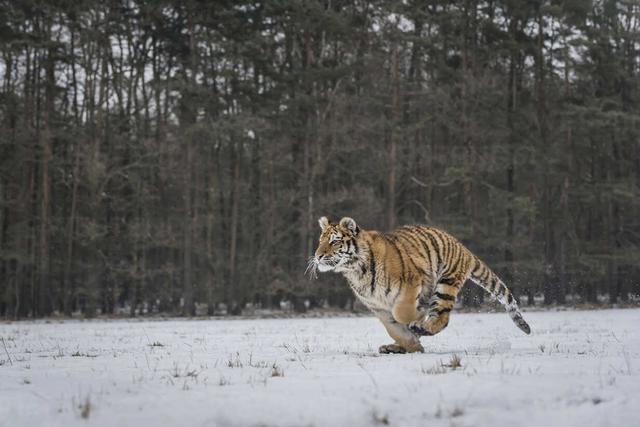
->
[1,309,639,427]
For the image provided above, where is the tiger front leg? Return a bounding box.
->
[373,310,424,354]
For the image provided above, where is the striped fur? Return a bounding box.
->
[310,217,531,354]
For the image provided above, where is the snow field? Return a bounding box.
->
[1,309,639,427]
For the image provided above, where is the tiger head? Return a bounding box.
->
[307,216,361,278]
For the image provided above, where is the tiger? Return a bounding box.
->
[307,216,531,354]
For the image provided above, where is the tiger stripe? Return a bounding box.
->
[368,242,376,294]
[411,229,438,271]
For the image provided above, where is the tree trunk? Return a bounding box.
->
[228,142,241,312]
[181,7,198,317]
[505,17,518,301]
[38,38,55,316]
[387,43,400,231]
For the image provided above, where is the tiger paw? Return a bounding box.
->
[378,344,407,354]
[409,321,433,336]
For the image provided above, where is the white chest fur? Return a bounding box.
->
[343,270,394,312]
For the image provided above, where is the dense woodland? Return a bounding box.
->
[0,0,639,318]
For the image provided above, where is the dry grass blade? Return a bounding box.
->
[79,396,91,419]
[1,337,12,366]
[443,354,462,370]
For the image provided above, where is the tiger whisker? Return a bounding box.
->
[305,257,318,279]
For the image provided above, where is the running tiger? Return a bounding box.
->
[307,216,531,354]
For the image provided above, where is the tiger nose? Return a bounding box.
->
[316,254,325,261]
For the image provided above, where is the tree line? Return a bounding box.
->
[0,0,639,318]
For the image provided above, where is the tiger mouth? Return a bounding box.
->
[317,263,335,272]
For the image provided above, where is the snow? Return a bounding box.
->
[1,309,639,427]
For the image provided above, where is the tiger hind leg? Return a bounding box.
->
[409,275,463,336]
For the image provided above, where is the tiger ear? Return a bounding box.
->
[339,217,359,235]
[318,216,330,231]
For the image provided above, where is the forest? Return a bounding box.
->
[0,0,639,318]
